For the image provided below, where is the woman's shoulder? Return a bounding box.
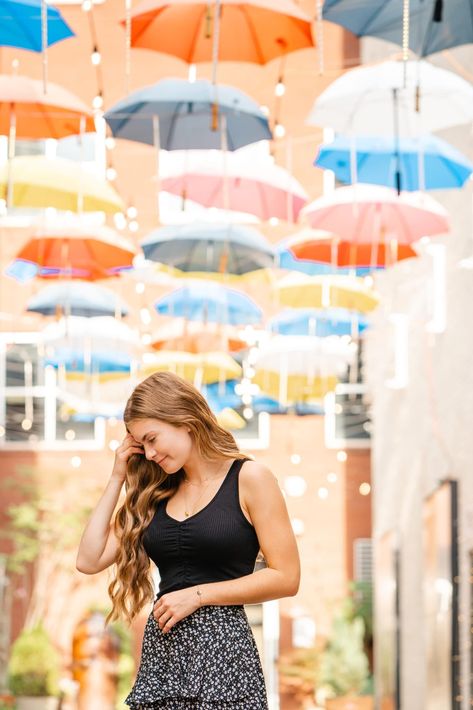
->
[239,459,277,487]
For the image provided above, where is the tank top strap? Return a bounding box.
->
[219,457,248,505]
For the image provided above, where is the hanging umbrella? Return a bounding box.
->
[307,60,473,136]
[154,282,262,324]
[0,0,74,51]
[45,347,132,377]
[42,316,142,350]
[277,240,379,275]
[26,282,130,318]
[104,78,271,151]
[161,150,308,222]
[322,0,473,57]
[151,319,246,353]
[253,335,352,404]
[314,134,473,191]
[124,0,314,63]
[141,223,274,276]
[0,156,124,213]
[269,308,369,338]
[282,236,416,269]
[0,74,95,139]
[276,273,379,313]
[16,224,136,280]
[303,184,450,245]
[141,350,242,384]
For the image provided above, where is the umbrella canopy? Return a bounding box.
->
[124,0,314,63]
[283,236,416,268]
[303,185,450,245]
[277,238,379,275]
[276,273,379,313]
[0,74,95,138]
[154,282,262,325]
[26,282,130,318]
[161,150,308,221]
[314,134,473,191]
[0,0,74,51]
[45,347,132,375]
[104,78,272,151]
[322,0,473,57]
[141,350,242,384]
[307,60,473,136]
[16,224,136,280]
[269,308,369,337]
[0,156,124,213]
[42,316,142,350]
[151,319,246,353]
[141,223,274,276]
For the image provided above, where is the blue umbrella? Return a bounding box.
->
[268,308,369,338]
[0,0,74,50]
[323,0,473,57]
[141,223,274,276]
[277,247,378,277]
[45,347,132,374]
[154,282,262,325]
[315,134,473,191]
[104,78,272,151]
[26,282,130,318]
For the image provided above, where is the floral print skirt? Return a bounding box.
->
[125,604,268,710]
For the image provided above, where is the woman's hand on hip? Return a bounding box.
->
[153,587,202,634]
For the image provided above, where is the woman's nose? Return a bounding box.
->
[145,446,155,460]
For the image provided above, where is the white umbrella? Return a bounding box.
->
[307,60,473,136]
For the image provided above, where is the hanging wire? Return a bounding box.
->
[316,0,324,76]
[402,0,410,88]
[125,0,132,94]
[211,0,222,131]
[41,0,48,93]
[87,6,105,107]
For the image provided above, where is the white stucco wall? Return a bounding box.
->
[361,39,473,710]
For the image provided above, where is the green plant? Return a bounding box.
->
[8,626,59,697]
[319,614,370,698]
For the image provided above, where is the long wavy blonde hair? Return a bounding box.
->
[107,371,246,623]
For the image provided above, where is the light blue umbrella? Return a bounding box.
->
[315,134,473,191]
[26,282,130,318]
[104,78,272,151]
[277,247,378,277]
[45,347,131,374]
[268,308,369,338]
[141,223,274,275]
[154,283,262,325]
[323,0,473,57]
[0,0,74,50]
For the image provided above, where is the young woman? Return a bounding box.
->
[76,371,300,709]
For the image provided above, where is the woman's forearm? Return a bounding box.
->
[199,567,299,607]
[76,476,123,571]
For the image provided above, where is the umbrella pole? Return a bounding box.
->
[392,88,402,195]
[153,115,161,223]
[286,137,294,222]
[41,0,48,93]
[211,0,222,86]
[124,0,132,94]
[6,104,16,210]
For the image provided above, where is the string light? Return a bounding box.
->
[359,483,371,496]
[128,220,139,232]
[274,122,286,139]
[105,136,116,150]
[114,212,127,230]
[65,429,76,441]
[126,205,138,219]
[92,91,103,110]
[71,456,82,468]
[82,0,92,11]
[91,45,101,65]
[106,165,117,181]
[275,77,286,97]
[135,282,145,294]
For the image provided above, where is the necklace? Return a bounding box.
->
[182,461,229,518]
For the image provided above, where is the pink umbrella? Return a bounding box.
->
[303,184,450,245]
[160,150,308,222]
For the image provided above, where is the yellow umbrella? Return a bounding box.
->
[276,273,379,313]
[147,261,274,285]
[0,156,124,213]
[253,370,338,403]
[141,350,242,385]
[216,407,246,431]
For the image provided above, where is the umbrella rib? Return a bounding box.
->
[359,1,390,34]
[187,5,208,63]
[240,5,267,64]
[8,0,45,50]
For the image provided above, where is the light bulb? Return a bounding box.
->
[92,93,103,110]
[105,136,116,150]
[274,122,286,139]
[140,308,151,325]
[106,166,117,181]
[91,47,101,66]
[359,483,371,496]
[71,456,82,468]
[318,486,329,500]
[128,220,139,232]
[126,205,138,219]
[114,212,127,230]
[82,0,92,10]
[141,333,152,345]
[275,79,286,97]
[65,429,76,441]
[135,282,145,294]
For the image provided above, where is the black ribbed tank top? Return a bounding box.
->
[142,458,260,599]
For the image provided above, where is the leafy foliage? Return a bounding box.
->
[8,626,59,697]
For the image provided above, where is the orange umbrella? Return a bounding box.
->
[0,74,95,139]
[285,234,416,268]
[151,319,247,353]
[16,225,136,281]
[125,0,314,64]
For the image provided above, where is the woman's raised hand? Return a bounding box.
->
[111,433,144,482]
